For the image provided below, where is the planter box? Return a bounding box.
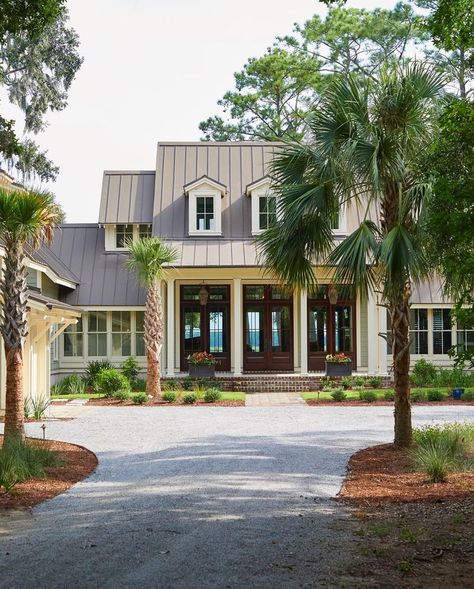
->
[325,361,352,377]
[189,364,216,378]
[452,388,464,400]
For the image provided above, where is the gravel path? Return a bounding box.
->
[1,405,473,589]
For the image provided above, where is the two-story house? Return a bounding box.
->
[41,142,469,386]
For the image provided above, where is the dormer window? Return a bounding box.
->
[246,177,277,235]
[184,176,226,236]
[138,224,152,239]
[116,224,134,248]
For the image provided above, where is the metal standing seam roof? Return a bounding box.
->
[28,243,80,284]
[98,170,155,224]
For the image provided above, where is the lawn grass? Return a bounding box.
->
[301,387,474,402]
[220,392,245,401]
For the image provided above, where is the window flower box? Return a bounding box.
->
[325,353,352,377]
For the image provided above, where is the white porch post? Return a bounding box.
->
[166,278,175,376]
[233,278,242,375]
[300,289,308,375]
[367,288,379,374]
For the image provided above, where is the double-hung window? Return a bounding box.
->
[433,308,452,354]
[88,311,107,357]
[112,311,131,357]
[196,196,215,231]
[185,178,224,236]
[258,192,277,231]
[410,309,428,354]
[64,318,83,357]
[115,224,134,248]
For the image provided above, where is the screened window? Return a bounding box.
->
[258,193,277,230]
[26,269,38,288]
[112,311,131,356]
[64,318,83,357]
[410,309,428,354]
[139,224,152,239]
[457,324,474,354]
[196,196,215,231]
[135,311,145,356]
[433,309,452,354]
[116,224,134,248]
[88,311,107,357]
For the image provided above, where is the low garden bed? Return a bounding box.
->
[0,435,97,510]
[302,387,474,405]
[86,391,245,407]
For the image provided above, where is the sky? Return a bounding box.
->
[4,0,399,222]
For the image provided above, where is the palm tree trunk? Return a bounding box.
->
[390,288,412,448]
[144,281,163,399]
[4,346,25,439]
[1,240,28,441]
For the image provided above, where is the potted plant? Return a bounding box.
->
[325,353,352,377]
[187,351,217,378]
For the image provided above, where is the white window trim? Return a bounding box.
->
[332,205,347,236]
[188,185,222,236]
[104,224,152,251]
[250,185,278,236]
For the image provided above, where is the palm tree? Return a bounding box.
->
[0,187,63,440]
[258,64,446,447]
[125,237,177,399]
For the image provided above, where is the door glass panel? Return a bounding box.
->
[208,286,228,301]
[309,307,327,352]
[334,306,352,352]
[271,306,290,352]
[244,286,265,300]
[245,306,264,352]
[183,308,201,354]
[271,286,290,300]
[209,308,226,353]
[182,286,200,301]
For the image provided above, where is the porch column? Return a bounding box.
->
[166,278,175,376]
[233,278,242,375]
[378,302,388,375]
[300,289,308,374]
[367,288,378,374]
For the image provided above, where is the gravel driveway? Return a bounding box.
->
[1,405,473,589]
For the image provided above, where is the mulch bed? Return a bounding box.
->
[336,443,474,587]
[0,435,97,510]
[86,397,244,407]
[338,443,474,504]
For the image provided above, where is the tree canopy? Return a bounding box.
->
[0,1,82,181]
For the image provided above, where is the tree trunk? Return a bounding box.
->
[3,346,25,439]
[0,240,28,441]
[144,282,163,400]
[390,286,412,448]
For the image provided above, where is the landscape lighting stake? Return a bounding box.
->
[41,424,46,440]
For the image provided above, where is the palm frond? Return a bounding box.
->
[125,237,178,286]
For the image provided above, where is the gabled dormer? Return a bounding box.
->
[184,176,226,237]
[246,176,277,236]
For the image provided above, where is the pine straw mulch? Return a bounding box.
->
[0,435,97,510]
[334,444,474,588]
[86,397,244,407]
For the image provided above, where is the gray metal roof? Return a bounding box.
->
[47,225,145,306]
[28,243,80,284]
[167,238,259,267]
[27,289,80,312]
[98,171,155,224]
[153,142,281,238]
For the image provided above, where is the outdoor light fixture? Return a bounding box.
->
[199,283,209,306]
[328,284,338,305]
[41,423,46,440]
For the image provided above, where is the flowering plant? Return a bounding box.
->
[326,353,351,364]
[187,351,217,365]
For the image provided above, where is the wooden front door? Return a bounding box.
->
[243,285,293,372]
[180,285,230,371]
[308,285,356,371]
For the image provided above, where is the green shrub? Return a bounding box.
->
[410,358,437,387]
[132,392,148,405]
[132,378,147,392]
[95,369,131,397]
[0,436,61,494]
[113,389,130,401]
[353,376,365,389]
[182,377,194,390]
[412,443,455,483]
[84,360,113,387]
[321,377,334,391]
[427,389,445,402]
[463,390,474,401]
[30,396,50,419]
[203,388,222,403]
[192,379,208,395]
[340,376,353,390]
[53,374,85,395]
[121,356,140,385]
[410,390,426,402]
[162,391,177,403]
[24,397,31,419]
[359,390,377,403]
[384,390,395,401]
[368,376,383,388]
[163,379,178,391]
[183,392,197,404]
[331,388,347,402]
[434,368,474,388]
